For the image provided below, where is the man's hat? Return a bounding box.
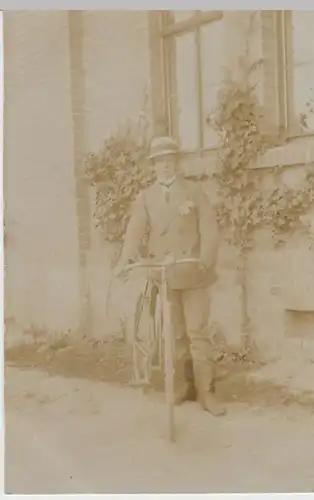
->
[147,136,179,161]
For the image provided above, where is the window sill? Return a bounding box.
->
[180,134,314,179]
[256,134,314,170]
[180,148,217,179]
[288,131,314,141]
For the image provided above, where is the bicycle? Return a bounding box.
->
[119,257,203,442]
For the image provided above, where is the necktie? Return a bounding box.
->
[159,177,176,202]
[160,184,171,202]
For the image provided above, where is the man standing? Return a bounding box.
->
[115,136,226,417]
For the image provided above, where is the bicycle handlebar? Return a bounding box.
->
[122,257,202,273]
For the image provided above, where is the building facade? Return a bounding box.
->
[4,11,314,358]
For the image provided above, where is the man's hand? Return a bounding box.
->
[113,257,138,279]
[198,261,217,285]
[113,262,127,279]
[197,260,208,274]
[162,254,175,267]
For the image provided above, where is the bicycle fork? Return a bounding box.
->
[160,268,176,442]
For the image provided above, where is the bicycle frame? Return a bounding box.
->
[122,257,202,442]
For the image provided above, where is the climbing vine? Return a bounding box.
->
[84,111,155,244]
[210,69,268,250]
[210,59,314,247]
[84,61,313,254]
[265,169,314,238]
[209,54,314,354]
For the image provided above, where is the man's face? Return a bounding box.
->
[153,154,177,181]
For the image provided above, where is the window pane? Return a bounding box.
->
[175,33,199,150]
[200,20,225,148]
[291,11,314,133]
[173,11,196,23]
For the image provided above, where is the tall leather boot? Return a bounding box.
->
[174,355,197,406]
[193,362,226,416]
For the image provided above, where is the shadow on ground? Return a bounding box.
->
[5,337,314,411]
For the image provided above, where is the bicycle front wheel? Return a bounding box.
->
[131,281,150,389]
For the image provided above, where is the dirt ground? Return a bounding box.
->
[5,338,314,409]
[5,362,314,494]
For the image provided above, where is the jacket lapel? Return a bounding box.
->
[147,178,188,236]
[168,177,187,211]
[148,183,171,228]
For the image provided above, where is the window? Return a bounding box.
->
[280,11,314,136]
[161,11,224,152]
[158,10,314,153]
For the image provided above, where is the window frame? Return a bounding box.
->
[148,10,314,170]
[160,10,223,154]
[278,10,314,140]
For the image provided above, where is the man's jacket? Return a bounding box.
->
[119,176,219,290]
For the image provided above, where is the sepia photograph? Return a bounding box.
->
[3,7,314,494]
